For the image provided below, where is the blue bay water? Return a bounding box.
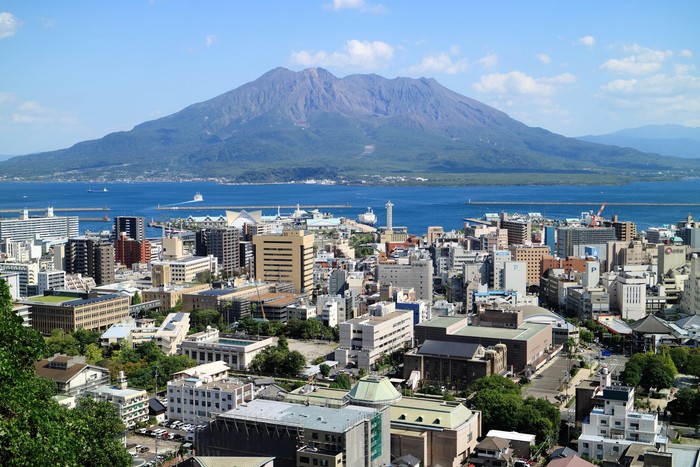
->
[1,180,700,236]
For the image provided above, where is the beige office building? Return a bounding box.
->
[253,230,314,294]
[509,244,553,286]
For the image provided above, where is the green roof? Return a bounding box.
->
[27,294,76,303]
[391,397,475,430]
[346,376,401,406]
[417,316,549,341]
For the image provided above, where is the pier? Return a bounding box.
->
[0,207,110,214]
[467,201,700,207]
[156,204,352,211]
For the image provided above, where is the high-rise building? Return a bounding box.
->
[377,255,433,301]
[500,217,531,245]
[508,244,553,286]
[556,227,617,259]
[115,232,151,267]
[113,216,145,241]
[0,208,78,243]
[196,227,240,275]
[66,237,115,286]
[253,230,314,294]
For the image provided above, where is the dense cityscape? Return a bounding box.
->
[2,200,700,467]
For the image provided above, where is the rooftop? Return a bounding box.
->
[417,316,549,340]
[391,398,475,430]
[220,399,375,432]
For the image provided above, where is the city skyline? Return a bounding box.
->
[1,1,699,155]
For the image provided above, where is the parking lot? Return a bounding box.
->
[126,422,198,466]
[522,355,573,403]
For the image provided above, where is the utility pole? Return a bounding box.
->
[154,367,159,397]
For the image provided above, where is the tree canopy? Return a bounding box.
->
[467,375,559,445]
[622,351,677,390]
[0,278,131,466]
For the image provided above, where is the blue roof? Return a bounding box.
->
[197,288,236,297]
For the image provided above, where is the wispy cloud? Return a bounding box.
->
[472,71,576,96]
[601,44,673,76]
[40,17,57,29]
[536,53,551,64]
[291,39,394,70]
[476,53,498,69]
[0,95,79,126]
[205,35,215,47]
[599,65,700,118]
[406,53,469,75]
[680,49,693,58]
[579,35,595,46]
[0,12,21,39]
[324,0,386,14]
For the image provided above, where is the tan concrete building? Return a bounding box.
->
[142,283,211,310]
[390,397,481,467]
[253,230,314,294]
[414,315,552,374]
[509,244,553,286]
[150,255,218,286]
[23,291,130,335]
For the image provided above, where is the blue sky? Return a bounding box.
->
[1,0,699,155]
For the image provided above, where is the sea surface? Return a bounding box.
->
[1,180,700,237]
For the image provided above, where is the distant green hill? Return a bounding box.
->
[1,67,695,184]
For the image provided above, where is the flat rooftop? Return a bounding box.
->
[417,316,549,341]
[220,399,375,432]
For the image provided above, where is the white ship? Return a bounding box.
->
[193,192,203,202]
[357,207,377,226]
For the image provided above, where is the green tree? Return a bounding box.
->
[44,329,80,356]
[319,363,331,377]
[666,387,698,420]
[131,291,142,305]
[85,343,104,365]
[469,375,521,396]
[330,373,352,390]
[72,328,101,354]
[579,329,594,343]
[669,346,690,373]
[189,309,225,333]
[278,335,289,351]
[0,279,131,466]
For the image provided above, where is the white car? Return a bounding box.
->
[180,424,193,431]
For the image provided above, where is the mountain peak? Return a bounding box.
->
[0,67,693,183]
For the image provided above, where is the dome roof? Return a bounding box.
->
[346,376,402,407]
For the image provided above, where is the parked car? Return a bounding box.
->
[180,424,193,431]
[138,446,150,453]
[137,428,148,434]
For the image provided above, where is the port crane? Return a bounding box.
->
[589,203,606,227]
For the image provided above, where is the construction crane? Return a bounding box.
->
[253,280,266,321]
[589,203,606,227]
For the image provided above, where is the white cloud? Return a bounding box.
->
[472,71,576,96]
[40,17,57,28]
[680,49,694,58]
[579,35,595,46]
[0,92,17,105]
[205,35,215,47]
[536,53,551,64]
[290,39,394,70]
[406,53,469,75]
[601,44,673,75]
[0,12,21,39]
[324,0,386,13]
[475,53,498,69]
[599,66,700,118]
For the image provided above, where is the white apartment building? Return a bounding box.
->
[172,361,230,382]
[334,302,414,370]
[578,383,666,461]
[37,270,66,295]
[167,376,253,423]
[377,256,433,301]
[0,208,79,243]
[317,294,350,324]
[0,262,39,297]
[85,378,149,429]
[607,273,647,320]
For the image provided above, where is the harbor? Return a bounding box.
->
[467,201,700,206]
[155,204,352,211]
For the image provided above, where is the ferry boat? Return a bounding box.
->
[193,192,203,202]
[357,207,377,226]
[87,187,108,193]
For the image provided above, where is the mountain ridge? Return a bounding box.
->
[0,67,695,184]
[577,124,700,159]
